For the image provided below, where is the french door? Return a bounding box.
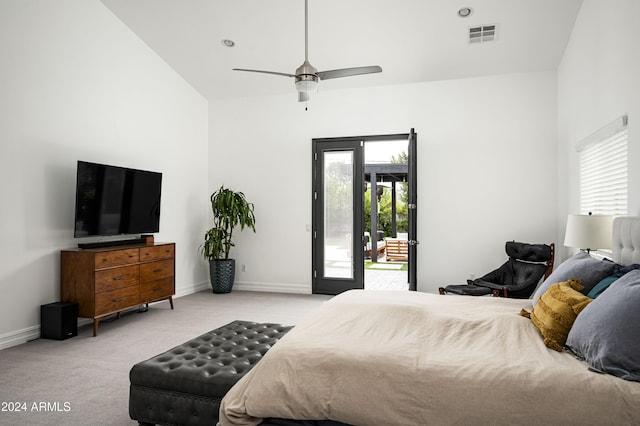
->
[312,139,364,295]
[312,130,417,295]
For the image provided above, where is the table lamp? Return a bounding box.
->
[564,213,613,252]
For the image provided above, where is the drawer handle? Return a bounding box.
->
[153,269,163,273]
[113,297,124,302]
[113,276,125,281]
[153,287,162,292]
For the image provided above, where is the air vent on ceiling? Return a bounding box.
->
[469,24,497,43]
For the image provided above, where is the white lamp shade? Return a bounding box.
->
[564,214,613,250]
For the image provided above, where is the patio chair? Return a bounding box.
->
[439,241,554,298]
[364,231,386,258]
[386,238,408,261]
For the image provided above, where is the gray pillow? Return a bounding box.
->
[565,269,640,381]
[531,251,616,306]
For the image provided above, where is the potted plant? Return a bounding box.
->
[201,185,256,293]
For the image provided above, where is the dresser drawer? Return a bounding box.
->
[94,248,140,269]
[95,285,140,315]
[140,259,174,282]
[95,265,139,293]
[140,245,174,262]
[140,277,174,302]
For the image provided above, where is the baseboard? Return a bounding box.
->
[175,280,210,298]
[0,325,40,351]
[180,278,311,295]
[233,280,311,294]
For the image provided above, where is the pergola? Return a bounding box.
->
[365,162,408,262]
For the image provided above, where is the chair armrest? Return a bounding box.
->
[471,279,504,290]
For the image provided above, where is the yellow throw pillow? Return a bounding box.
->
[520,279,592,352]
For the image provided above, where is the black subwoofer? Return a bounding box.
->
[40,302,78,340]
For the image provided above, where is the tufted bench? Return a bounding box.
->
[129,320,293,426]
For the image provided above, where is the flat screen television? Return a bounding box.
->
[74,161,162,241]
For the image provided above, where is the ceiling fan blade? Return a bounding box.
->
[234,0,382,104]
[317,66,382,81]
[233,68,296,78]
[298,91,310,102]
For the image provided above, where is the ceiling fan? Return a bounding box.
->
[233,0,382,102]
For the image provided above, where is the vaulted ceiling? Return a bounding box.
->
[101,0,583,101]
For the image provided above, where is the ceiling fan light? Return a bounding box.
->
[298,91,310,102]
[295,78,318,93]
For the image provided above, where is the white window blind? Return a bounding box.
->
[577,115,628,216]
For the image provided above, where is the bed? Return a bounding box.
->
[219,217,640,426]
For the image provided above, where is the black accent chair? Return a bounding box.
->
[439,241,555,298]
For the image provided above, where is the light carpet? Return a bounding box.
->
[0,290,331,426]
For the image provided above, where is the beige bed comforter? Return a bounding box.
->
[220,290,640,426]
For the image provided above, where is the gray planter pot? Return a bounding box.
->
[209,259,236,294]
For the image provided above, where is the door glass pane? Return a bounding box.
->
[323,151,354,279]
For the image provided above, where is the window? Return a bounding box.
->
[578,115,628,216]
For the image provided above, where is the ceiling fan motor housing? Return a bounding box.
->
[295,60,319,93]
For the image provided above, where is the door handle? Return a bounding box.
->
[408,240,420,246]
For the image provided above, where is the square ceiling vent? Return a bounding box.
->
[469,24,498,43]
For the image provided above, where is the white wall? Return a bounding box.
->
[6,0,611,347]
[0,0,209,347]
[557,0,640,256]
[209,71,558,294]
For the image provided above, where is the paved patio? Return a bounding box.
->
[324,244,409,291]
[365,268,409,291]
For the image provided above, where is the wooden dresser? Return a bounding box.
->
[60,242,175,336]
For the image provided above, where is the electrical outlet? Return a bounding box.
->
[241,264,247,272]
